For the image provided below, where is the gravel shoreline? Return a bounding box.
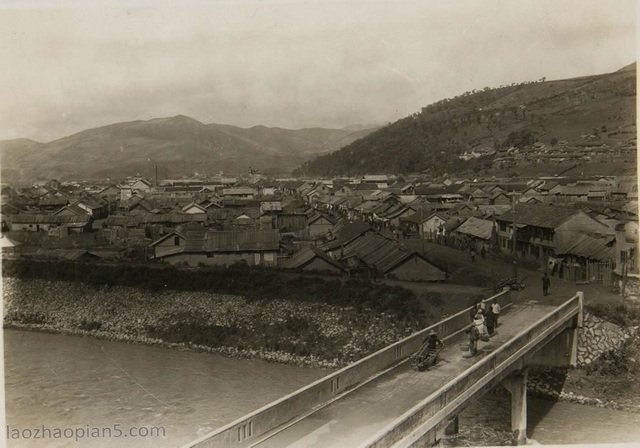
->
[2,277,416,369]
[5,277,637,413]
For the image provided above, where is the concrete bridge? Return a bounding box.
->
[185,290,584,448]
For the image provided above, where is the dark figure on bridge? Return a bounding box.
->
[480,246,487,260]
[476,301,486,316]
[542,272,551,296]
[485,309,496,336]
[423,330,444,351]
[413,331,445,371]
[464,324,479,357]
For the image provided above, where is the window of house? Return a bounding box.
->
[174,236,180,246]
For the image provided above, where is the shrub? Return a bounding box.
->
[147,323,242,347]
[585,303,640,328]
[586,348,629,376]
[77,320,102,331]
[2,259,423,324]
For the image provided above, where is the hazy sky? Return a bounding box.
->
[0,0,636,142]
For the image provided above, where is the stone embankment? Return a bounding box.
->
[527,311,640,412]
[576,312,635,366]
[2,278,414,369]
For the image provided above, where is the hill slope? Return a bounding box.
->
[295,64,636,178]
[0,116,378,182]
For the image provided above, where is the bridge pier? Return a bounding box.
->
[503,368,528,446]
[444,416,459,436]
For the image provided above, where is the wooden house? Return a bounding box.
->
[496,204,614,267]
[307,211,336,237]
[452,217,496,252]
[10,214,91,234]
[322,220,378,258]
[283,246,344,273]
[339,233,445,281]
[149,228,281,267]
[420,212,449,240]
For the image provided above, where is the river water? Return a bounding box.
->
[5,329,640,447]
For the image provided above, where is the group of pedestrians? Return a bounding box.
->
[465,298,500,357]
[469,246,487,263]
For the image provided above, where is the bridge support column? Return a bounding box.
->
[444,416,459,436]
[503,368,528,446]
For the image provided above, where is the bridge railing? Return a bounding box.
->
[360,293,583,448]
[184,290,512,448]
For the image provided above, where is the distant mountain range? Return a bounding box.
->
[295,63,637,178]
[0,116,380,182]
[2,63,636,183]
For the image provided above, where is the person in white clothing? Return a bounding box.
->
[491,298,501,327]
[473,311,488,338]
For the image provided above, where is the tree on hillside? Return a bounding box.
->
[504,129,535,149]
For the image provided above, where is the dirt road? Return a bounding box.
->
[399,238,623,308]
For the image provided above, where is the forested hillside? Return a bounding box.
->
[294,63,636,177]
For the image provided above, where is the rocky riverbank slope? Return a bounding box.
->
[3,277,417,368]
[527,308,640,413]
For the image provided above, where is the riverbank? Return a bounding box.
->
[527,303,640,413]
[7,329,640,448]
[5,276,640,414]
[3,277,417,369]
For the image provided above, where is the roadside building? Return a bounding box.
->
[149,228,281,267]
[496,204,615,272]
[339,232,445,281]
[452,216,496,252]
[420,212,449,240]
[614,220,639,295]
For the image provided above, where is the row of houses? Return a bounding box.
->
[146,219,447,282]
[2,175,637,289]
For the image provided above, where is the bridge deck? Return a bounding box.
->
[250,302,556,448]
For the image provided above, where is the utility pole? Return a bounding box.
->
[621,259,628,304]
[420,202,424,255]
[511,196,518,280]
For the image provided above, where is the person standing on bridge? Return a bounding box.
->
[485,308,496,336]
[542,272,551,296]
[473,311,489,340]
[465,324,479,357]
[491,298,501,327]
